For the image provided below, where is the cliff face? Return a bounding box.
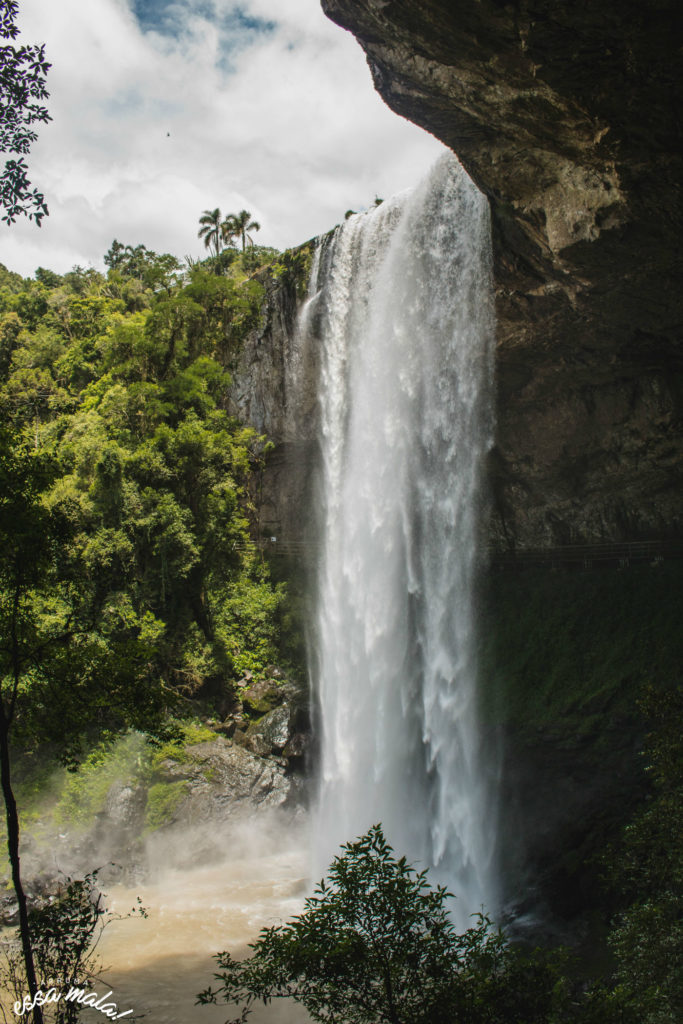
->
[228,258,320,545]
[322,0,683,547]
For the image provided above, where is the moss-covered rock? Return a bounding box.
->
[144,780,190,832]
[479,562,682,940]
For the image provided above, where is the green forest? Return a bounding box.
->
[0,239,298,742]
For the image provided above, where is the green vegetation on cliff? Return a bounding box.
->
[0,247,299,724]
[478,563,682,1021]
[480,562,681,734]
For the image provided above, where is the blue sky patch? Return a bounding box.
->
[131,1,277,49]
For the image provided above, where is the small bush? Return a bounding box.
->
[0,871,146,1023]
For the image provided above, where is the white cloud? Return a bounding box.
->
[1,0,444,276]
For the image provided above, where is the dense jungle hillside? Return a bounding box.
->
[0,244,305,736]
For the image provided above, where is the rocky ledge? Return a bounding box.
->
[0,677,311,925]
[321,0,682,546]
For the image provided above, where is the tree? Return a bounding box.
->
[225,209,261,251]
[198,825,564,1024]
[0,428,166,1022]
[103,241,183,295]
[220,215,238,250]
[198,208,224,259]
[0,0,50,225]
[0,870,147,1023]
[102,238,126,271]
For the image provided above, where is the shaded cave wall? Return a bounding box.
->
[321,0,683,549]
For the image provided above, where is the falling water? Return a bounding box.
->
[308,153,498,926]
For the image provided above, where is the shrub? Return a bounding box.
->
[198,825,564,1024]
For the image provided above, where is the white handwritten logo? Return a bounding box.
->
[13,987,133,1019]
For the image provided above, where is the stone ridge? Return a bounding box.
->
[322,0,683,547]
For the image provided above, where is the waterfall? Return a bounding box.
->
[306,153,498,926]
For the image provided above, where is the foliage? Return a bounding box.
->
[479,565,682,735]
[198,207,227,259]
[197,208,267,278]
[103,240,183,295]
[0,244,289,1016]
[0,0,50,225]
[0,428,169,765]
[53,733,144,828]
[198,825,565,1024]
[271,244,314,298]
[216,568,287,678]
[0,248,285,714]
[0,870,146,1023]
[241,244,279,275]
[601,686,683,1023]
[144,717,216,766]
[224,209,261,251]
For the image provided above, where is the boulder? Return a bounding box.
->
[160,737,297,825]
[241,704,293,757]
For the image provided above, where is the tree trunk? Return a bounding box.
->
[0,714,44,1024]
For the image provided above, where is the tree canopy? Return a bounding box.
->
[226,209,261,251]
[0,251,286,709]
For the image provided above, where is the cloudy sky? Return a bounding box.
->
[2,0,444,277]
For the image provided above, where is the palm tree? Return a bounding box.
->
[220,216,239,250]
[225,209,261,251]
[198,208,224,258]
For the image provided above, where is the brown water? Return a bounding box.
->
[77,822,312,1024]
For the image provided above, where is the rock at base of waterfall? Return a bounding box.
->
[233,676,311,756]
[239,704,293,756]
[240,677,285,715]
[104,778,148,831]
[156,736,298,825]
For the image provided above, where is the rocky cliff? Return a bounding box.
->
[228,252,321,545]
[321,0,682,548]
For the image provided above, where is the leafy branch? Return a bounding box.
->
[0,0,51,225]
